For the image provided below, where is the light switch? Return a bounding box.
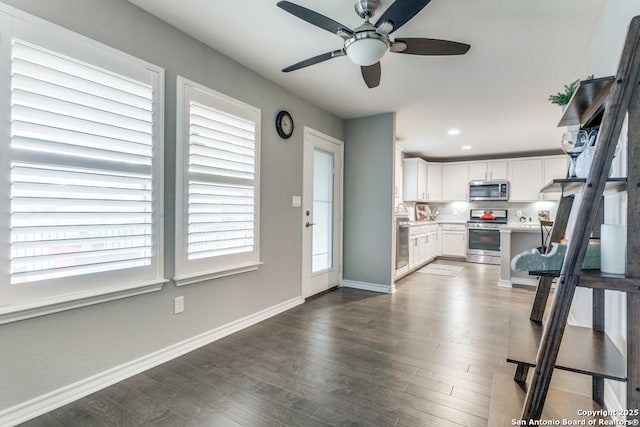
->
[174,296,184,314]
[292,196,301,207]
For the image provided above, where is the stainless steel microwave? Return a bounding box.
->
[468,180,509,201]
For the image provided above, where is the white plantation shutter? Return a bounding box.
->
[188,181,255,260]
[176,77,261,284]
[188,104,256,259]
[8,39,161,286]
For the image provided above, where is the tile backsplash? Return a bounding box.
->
[403,200,558,223]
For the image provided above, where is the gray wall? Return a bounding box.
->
[343,113,395,286]
[0,0,343,411]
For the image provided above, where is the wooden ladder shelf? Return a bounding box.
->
[492,15,640,424]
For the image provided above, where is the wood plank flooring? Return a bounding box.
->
[19,261,588,426]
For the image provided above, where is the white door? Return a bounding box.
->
[302,128,343,298]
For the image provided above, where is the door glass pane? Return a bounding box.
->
[312,149,333,272]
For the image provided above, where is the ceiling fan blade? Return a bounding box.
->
[374,0,431,34]
[277,1,354,38]
[361,62,381,88]
[392,38,470,55]
[282,50,345,72]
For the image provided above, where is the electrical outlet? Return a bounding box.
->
[174,296,184,314]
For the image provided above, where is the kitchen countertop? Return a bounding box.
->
[407,221,440,226]
[500,223,542,232]
[407,220,467,226]
[406,220,540,228]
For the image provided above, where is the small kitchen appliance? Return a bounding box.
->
[468,180,509,201]
[466,209,507,265]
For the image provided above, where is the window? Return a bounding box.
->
[175,77,261,285]
[0,11,165,323]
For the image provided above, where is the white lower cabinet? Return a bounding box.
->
[400,223,460,279]
[441,224,466,257]
[419,234,429,264]
[427,228,441,259]
[409,236,419,269]
[408,223,440,270]
[408,227,422,269]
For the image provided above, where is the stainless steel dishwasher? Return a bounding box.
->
[395,215,410,271]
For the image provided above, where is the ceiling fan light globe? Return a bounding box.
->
[345,38,387,66]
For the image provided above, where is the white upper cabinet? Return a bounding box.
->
[488,161,508,181]
[442,163,469,201]
[403,158,444,202]
[468,162,488,181]
[426,163,442,202]
[402,155,566,203]
[403,158,428,202]
[542,156,569,201]
[508,158,543,201]
[468,161,508,181]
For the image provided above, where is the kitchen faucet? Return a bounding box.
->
[395,202,408,214]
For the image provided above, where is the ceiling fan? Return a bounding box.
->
[277,0,471,88]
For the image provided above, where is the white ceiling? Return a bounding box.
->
[128,0,607,159]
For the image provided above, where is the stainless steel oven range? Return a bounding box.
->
[466,208,507,265]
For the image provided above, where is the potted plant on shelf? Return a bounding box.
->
[548,79,579,108]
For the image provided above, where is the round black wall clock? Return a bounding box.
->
[275,110,294,139]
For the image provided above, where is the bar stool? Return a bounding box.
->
[537,220,554,254]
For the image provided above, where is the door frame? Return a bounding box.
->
[301,126,344,298]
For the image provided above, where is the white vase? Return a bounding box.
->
[601,224,626,274]
[574,130,598,178]
[574,146,594,178]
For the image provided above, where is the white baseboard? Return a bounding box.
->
[604,380,625,421]
[511,277,539,287]
[341,280,395,294]
[498,279,512,288]
[0,296,304,427]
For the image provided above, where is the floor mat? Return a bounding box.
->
[416,264,464,276]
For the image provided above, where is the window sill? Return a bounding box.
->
[0,279,168,325]
[174,261,263,287]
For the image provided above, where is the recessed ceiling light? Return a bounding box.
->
[448,129,461,135]
[461,145,472,150]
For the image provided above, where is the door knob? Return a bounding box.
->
[305,222,315,228]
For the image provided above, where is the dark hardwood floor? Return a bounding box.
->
[20,261,575,426]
